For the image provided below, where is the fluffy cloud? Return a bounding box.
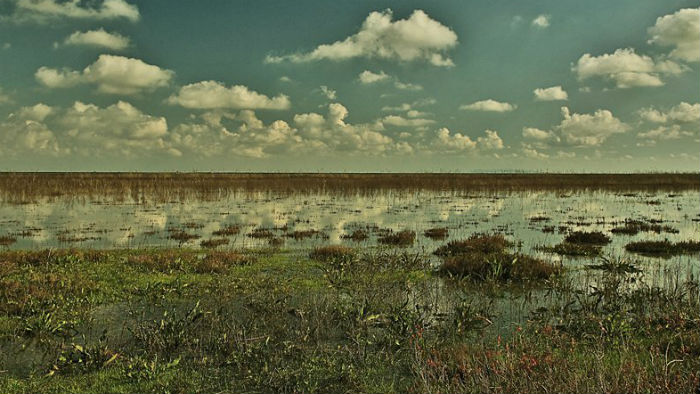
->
[647,8,700,62]
[476,130,504,150]
[0,101,179,158]
[531,15,550,28]
[572,48,685,88]
[393,81,423,91]
[637,102,699,143]
[167,81,290,110]
[522,144,550,159]
[522,127,558,142]
[173,103,411,158]
[430,128,504,153]
[36,55,173,94]
[460,99,516,112]
[432,128,476,152]
[0,104,61,156]
[523,107,628,147]
[556,107,628,146]
[638,102,700,123]
[320,85,337,100]
[59,101,173,156]
[5,0,139,23]
[294,103,399,155]
[172,110,303,158]
[59,29,130,50]
[637,125,690,141]
[266,9,458,67]
[358,70,389,84]
[357,70,422,90]
[533,86,568,101]
[382,115,434,128]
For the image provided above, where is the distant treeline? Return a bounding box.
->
[0,172,698,202]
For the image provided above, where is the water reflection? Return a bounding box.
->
[1,190,698,260]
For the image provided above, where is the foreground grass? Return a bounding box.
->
[0,247,698,393]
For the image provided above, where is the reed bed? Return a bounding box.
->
[0,172,697,203]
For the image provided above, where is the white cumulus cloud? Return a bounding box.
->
[648,8,700,62]
[5,0,139,23]
[523,107,628,147]
[533,86,568,101]
[266,9,458,67]
[60,29,130,50]
[358,70,389,84]
[36,55,173,95]
[167,81,290,110]
[460,99,517,112]
[531,15,550,28]
[572,48,685,88]
[639,102,700,124]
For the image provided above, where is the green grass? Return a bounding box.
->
[0,247,698,393]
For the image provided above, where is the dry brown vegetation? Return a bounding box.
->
[1,173,697,203]
[309,245,355,262]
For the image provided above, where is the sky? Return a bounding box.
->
[0,0,698,172]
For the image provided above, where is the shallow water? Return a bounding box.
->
[1,190,696,248]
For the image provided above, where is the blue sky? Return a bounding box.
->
[0,0,698,171]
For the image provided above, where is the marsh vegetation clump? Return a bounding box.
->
[434,233,511,257]
[424,227,448,240]
[200,238,230,249]
[0,235,17,247]
[625,239,700,256]
[341,229,369,242]
[564,231,611,245]
[247,228,275,239]
[536,242,602,257]
[610,220,679,235]
[167,229,200,243]
[435,233,558,281]
[378,230,416,247]
[285,229,325,240]
[212,224,240,236]
[309,245,355,263]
